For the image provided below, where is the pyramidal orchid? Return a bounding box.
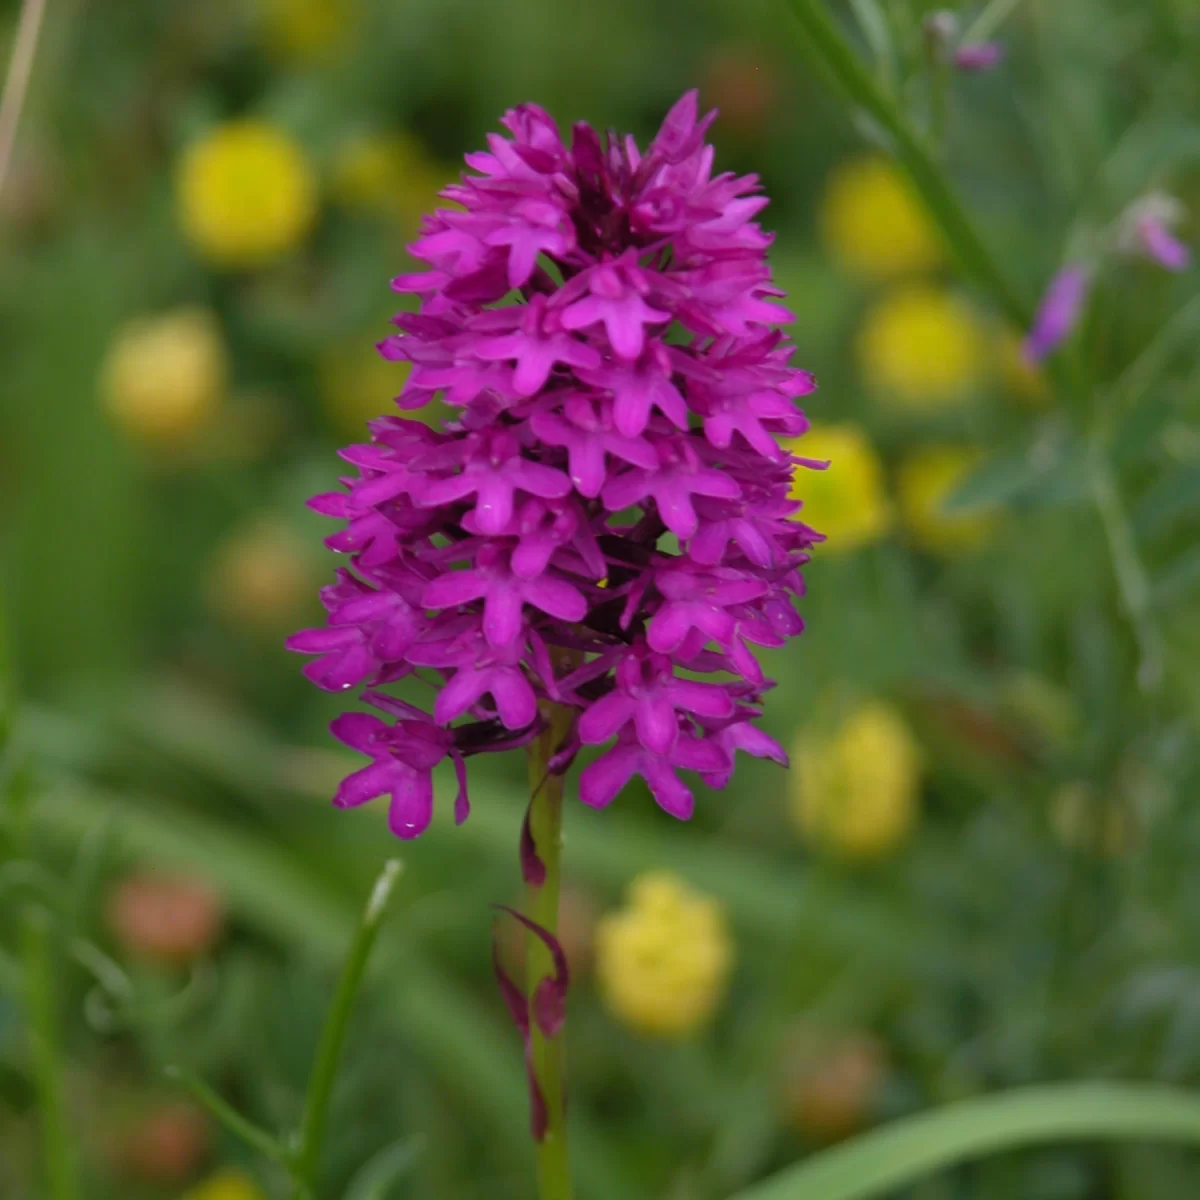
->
[287,92,818,1198]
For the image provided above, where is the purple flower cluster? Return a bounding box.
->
[289,93,818,837]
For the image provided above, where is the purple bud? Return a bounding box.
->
[1118,195,1191,272]
[953,42,1005,72]
[1023,265,1092,364]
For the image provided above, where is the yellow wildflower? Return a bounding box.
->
[207,519,313,630]
[177,121,317,268]
[183,1168,268,1200]
[319,338,447,437]
[858,285,984,408]
[819,155,941,280]
[595,872,733,1038]
[100,308,226,446]
[897,445,996,555]
[332,131,450,235]
[784,424,891,554]
[790,701,921,861]
[258,0,355,63]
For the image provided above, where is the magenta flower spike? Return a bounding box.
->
[288,91,817,836]
[288,91,820,1199]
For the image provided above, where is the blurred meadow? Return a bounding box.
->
[3,0,1200,1198]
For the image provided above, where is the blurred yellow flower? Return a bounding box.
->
[784,424,891,554]
[100,308,227,446]
[994,328,1050,406]
[259,0,355,63]
[595,872,733,1038]
[177,121,317,268]
[207,519,314,630]
[319,339,449,437]
[183,1167,267,1200]
[332,132,450,235]
[820,155,941,280]
[858,285,984,408]
[897,445,996,555]
[790,701,921,861]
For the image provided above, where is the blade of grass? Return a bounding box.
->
[730,1083,1200,1200]
[21,908,79,1200]
[292,859,404,1198]
[164,1065,289,1165]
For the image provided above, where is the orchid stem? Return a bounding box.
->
[525,703,574,1200]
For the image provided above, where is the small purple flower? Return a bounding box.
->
[953,43,1005,72]
[1023,264,1092,364]
[290,92,819,832]
[1118,194,1191,272]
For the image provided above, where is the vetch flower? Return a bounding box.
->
[258,0,355,64]
[1117,193,1191,272]
[289,93,819,832]
[819,156,941,280]
[897,445,998,555]
[177,121,317,267]
[1023,265,1090,364]
[790,701,921,861]
[953,42,1005,71]
[207,518,314,630]
[100,308,227,446]
[859,284,984,408]
[595,872,733,1037]
[183,1168,268,1200]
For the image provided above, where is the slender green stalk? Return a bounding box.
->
[782,0,1030,330]
[962,0,1028,46]
[1087,446,1164,693]
[292,858,403,1199]
[0,0,48,197]
[165,1066,288,1164]
[21,908,79,1200]
[524,703,575,1200]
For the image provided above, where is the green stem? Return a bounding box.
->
[525,703,575,1200]
[165,1066,288,1165]
[1087,446,1163,693]
[21,909,79,1200]
[782,0,1030,329]
[0,0,48,198]
[292,858,403,1199]
[962,0,1028,46]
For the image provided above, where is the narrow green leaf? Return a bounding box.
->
[164,1065,288,1165]
[342,1134,426,1200]
[846,0,892,75]
[1154,546,1200,607]
[731,1083,1200,1200]
[941,427,1086,515]
[1134,465,1200,538]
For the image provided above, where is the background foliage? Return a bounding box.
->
[3,0,1200,1197]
